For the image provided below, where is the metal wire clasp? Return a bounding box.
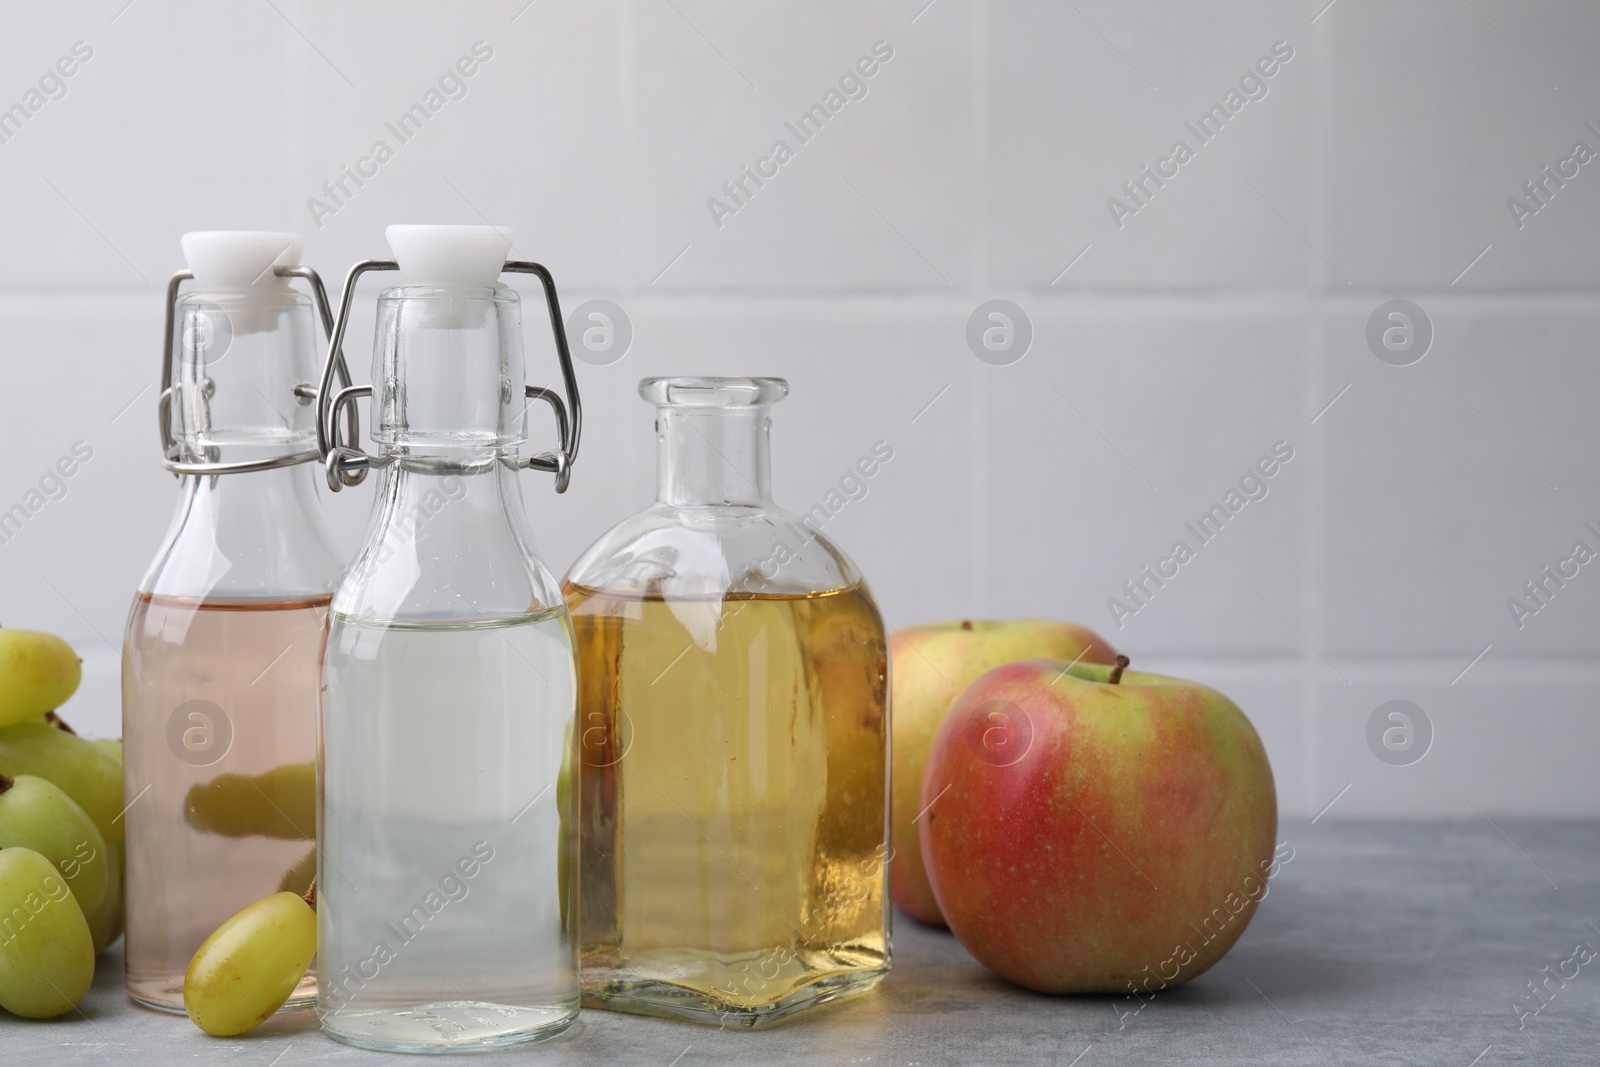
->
[313,260,582,494]
[158,266,357,477]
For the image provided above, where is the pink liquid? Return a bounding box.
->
[121,593,327,1012]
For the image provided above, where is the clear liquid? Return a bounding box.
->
[122,594,326,1012]
[318,608,579,1052]
[566,582,890,1027]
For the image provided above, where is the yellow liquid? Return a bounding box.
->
[565,581,890,1026]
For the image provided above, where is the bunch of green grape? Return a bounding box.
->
[0,628,125,1019]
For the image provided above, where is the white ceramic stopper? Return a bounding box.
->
[386,224,513,288]
[180,231,302,289]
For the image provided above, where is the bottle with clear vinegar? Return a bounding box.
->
[565,376,890,1027]
[313,226,584,1053]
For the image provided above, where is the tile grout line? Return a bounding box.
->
[621,0,636,297]
[968,0,991,616]
[283,0,306,232]
[1305,2,1335,828]
[971,0,991,296]
[1302,305,1326,817]
[1303,0,1336,806]
[15,289,1600,311]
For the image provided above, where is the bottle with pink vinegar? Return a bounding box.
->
[121,232,352,1011]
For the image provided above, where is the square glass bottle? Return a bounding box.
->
[564,377,891,1027]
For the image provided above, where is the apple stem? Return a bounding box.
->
[960,619,973,631]
[1108,654,1131,685]
[0,774,11,795]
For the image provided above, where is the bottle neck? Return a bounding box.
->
[656,406,772,508]
[371,454,518,562]
[331,286,565,622]
[371,286,525,454]
[142,462,341,599]
[170,289,320,466]
[334,454,559,622]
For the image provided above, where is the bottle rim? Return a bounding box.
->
[639,376,788,408]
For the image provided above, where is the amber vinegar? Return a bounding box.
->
[567,581,889,1023]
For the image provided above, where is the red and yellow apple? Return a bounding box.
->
[919,657,1276,994]
[890,620,1117,925]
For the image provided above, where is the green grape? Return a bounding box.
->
[0,846,95,1018]
[0,630,81,730]
[0,721,123,847]
[276,846,315,896]
[184,890,316,1036]
[85,839,123,956]
[184,761,313,840]
[0,775,108,913]
[92,738,122,764]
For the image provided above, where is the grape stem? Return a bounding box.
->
[303,875,317,911]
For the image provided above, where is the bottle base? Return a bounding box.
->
[582,967,886,1029]
[127,974,318,1015]
[320,1001,579,1053]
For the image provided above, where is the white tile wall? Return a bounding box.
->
[1,1,1596,818]
[988,0,1321,290]
[978,304,1311,656]
[1312,668,1600,819]
[631,1,974,290]
[1317,300,1600,660]
[1325,0,1600,290]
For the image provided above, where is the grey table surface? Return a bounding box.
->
[8,820,1598,1066]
